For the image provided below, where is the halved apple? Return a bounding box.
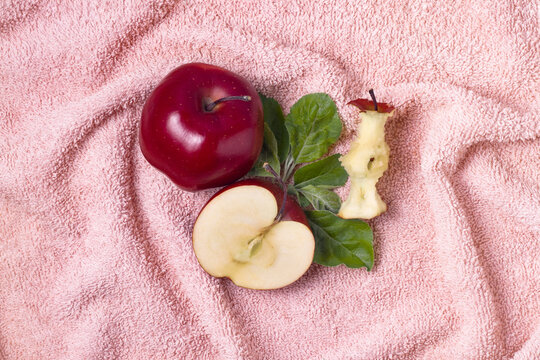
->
[193,179,315,290]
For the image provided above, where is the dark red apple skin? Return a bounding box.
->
[348,98,394,113]
[204,178,309,227]
[139,63,264,191]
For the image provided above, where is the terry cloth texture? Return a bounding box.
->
[0,0,539,359]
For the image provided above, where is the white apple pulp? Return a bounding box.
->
[193,185,315,289]
[339,110,392,219]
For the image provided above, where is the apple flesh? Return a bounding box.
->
[139,63,264,191]
[339,93,395,220]
[193,179,315,290]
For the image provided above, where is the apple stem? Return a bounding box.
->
[368,89,378,112]
[204,95,251,112]
[263,162,287,222]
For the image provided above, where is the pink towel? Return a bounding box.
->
[1,0,539,359]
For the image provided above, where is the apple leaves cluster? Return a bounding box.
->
[249,93,374,270]
[249,96,288,178]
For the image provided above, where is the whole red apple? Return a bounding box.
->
[139,63,264,191]
[193,178,315,289]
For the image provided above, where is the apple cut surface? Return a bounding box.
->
[193,185,315,290]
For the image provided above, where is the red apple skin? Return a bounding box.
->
[348,98,394,113]
[203,178,309,227]
[139,63,264,191]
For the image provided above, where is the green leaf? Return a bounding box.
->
[285,93,342,164]
[248,122,280,177]
[259,94,290,163]
[297,185,341,213]
[287,184,300,198]
[297,192,311,209]
[294,154,348,189]
[306,210,374,269]
[287,185,312,209]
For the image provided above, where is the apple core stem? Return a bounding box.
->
[368,89,378,112]
[204,95,251,112]
[263,162,287,222]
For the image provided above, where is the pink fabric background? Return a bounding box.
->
[1,0,539,359]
